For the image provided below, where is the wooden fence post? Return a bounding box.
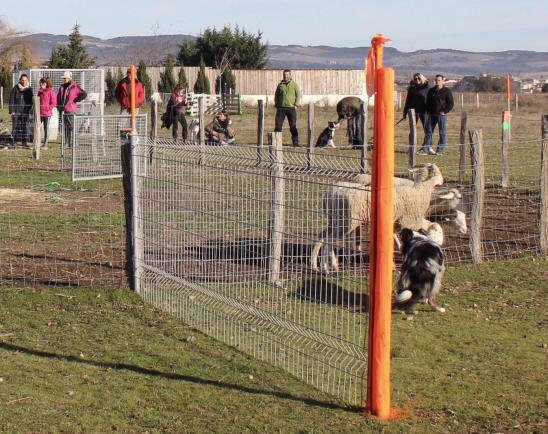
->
[540,115,548,254]
[257,99,264,165]
[360,102,368,173]
[32,96,41,160]
[198,96,205,165]
[0,86,3,109]
[407,108,416,174]
[307,103,314,169]
[501,111,511,187]
[459,110,467,184]
[475,93,480,109]
[515,93,519,111]
[269,132,285,285]
[149,100,157,163]
[121,141,135,291]
[469,129,485,264]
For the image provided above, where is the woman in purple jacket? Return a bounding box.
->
[57,71,87,146]
[38,77,57,149]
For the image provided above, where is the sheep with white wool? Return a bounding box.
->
[352,172,468,235]
[311,163,444,273]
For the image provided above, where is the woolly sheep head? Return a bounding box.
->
[413,163,443,185]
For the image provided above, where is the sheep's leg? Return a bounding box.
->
[310,231,327,272]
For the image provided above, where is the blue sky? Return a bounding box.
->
[2,0,547,52]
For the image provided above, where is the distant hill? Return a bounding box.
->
[22,33,548,80]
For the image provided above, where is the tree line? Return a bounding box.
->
[1,20,269,101]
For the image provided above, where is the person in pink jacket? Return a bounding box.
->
[57,71,87,146]
[38,77,57,149]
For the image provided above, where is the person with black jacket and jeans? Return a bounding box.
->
[403,73,429,130]
[9,74,33,148]
[418,74,454,156]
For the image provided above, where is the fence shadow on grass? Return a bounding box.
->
[293,278,370,314]
[0,341,360,412]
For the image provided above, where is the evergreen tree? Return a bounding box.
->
[48,24,96,69]
[193,58,210,94]
[47,47,63,68]
[115,66,124,86]
[137,58,152,101]
[105,69,116,105]
[178,25,268,70]
[215,68,236,94]
[177,61,189,89]
[0,65,12,97]
[157,54,176,93]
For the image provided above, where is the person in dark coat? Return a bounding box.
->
[9,74,33,148]
[419,74,454,156]
[403,73,429,129]
[335,96,365,148]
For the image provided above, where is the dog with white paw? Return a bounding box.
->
[393,226,446,314]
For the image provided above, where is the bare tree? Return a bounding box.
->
[0,18,29,66]
[214,49,234,94]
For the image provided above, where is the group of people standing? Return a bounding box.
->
[9,71,87,149]
[403,73,454,156]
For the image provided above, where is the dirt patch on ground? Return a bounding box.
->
[0,187,124,215]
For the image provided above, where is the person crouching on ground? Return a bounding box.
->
[38,77,57,149]
[169,84,188,141]
[57,71,87,147]
[115,68,145,114]
[205,110,235,146]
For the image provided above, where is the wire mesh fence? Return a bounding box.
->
[135,139,370,405]
[0,84,546,406]
[70,114,148,181]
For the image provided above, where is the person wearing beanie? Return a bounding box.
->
[57,71,87,146]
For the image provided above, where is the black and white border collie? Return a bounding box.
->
[315,121,340,148]
[393,227,446,314]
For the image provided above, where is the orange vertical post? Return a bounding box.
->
[366,34,396,420]
[506,74,511,112]
[130,65,136,127]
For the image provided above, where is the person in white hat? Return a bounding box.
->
[57,71,87,146]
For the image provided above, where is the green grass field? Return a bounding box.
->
[0,256,546,432]
[0,96,546,432]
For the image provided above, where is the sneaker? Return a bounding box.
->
[428,149,437,155]
[416,149,428,155]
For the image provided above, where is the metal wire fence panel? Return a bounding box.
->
[72,115,147,181]
[13,69,105,105]
[136,141,369,405]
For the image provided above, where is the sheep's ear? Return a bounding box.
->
[436,191,456,200]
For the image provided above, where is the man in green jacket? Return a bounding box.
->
[274,69,301,146]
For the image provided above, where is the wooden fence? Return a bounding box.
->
[100,66,365,96]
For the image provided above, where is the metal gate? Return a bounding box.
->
[72,114,147,181]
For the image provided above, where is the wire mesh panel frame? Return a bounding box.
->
[72,114,148,181]
[133,141,370,405]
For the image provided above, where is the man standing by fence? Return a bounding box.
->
[115,68,145,114]
[274,69,301,146]
[419,74,454,156]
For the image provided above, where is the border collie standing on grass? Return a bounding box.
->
[393,227,446,314]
